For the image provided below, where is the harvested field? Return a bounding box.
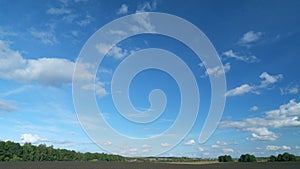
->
[0,161,299,169]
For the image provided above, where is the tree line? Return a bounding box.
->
[0,141,124,162]
[218,152,299,162]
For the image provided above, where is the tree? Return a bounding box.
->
[269,155,276,162]
[218,155,233,162]
[238,154,256,162]
[0,140,125,162]
[276,152,296,162]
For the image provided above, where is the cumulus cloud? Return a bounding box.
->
[226,72,283,97]
[221,99,300,141]
[117,4,129,15]
[266,145,291,151]
[20,134,43,143]
[211,144,219,149]
[161,142,172,147]
[96,43,134,59]
[259,72,283,88]
[0,40,107,96]
[82,82,108,97]
[246,127,279,141]
[198,147,205,152]
[223,148,234,153]
[239,31,262,45]
[226,84,253,97]
[205,63,230,77]
[0,100,17,114]
[184,139,196,146]
[222,50,258,63]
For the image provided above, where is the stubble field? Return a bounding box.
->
[0,161,299,169]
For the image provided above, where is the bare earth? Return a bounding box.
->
[0,161,299,169]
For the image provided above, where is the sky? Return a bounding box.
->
[0,0,300,158]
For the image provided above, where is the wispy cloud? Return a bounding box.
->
[222,50,259,63]
[226,84,254,97]
[95,43,131,59]
[238,31,262,46]
[161,142,172,147]
[136,1,157,13]
[117,4,129,15]
[204,63,230,77]
[0,99,17,114]
[280,84,299,95]
[46,7,71,15]
[29,28,58,45]
[76,14,94,27]
[266,145,291,151]
[221,99,300,141]
[249,106,258,111]
[226,72,283,97]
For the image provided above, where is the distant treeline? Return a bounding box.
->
[0,141,124,162]
[218,152,300,162]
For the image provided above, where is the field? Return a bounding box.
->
[0,161,299,169]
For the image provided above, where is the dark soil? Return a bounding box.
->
[0,161,299,169]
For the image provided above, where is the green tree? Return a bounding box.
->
[218,155,233,162]
[276,152,296,162]
[269,155,276,162]
[238,154,256,162]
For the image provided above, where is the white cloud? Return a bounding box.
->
[216,140,228,146]
[117,4,129,15]
[222,148,234,153]
[136,1,157,13]
[82,82,108,97]
[184,139,196,146]
[280,85,299,95]
[211,144,219,149]
[250,106,258,111]
[0,100,17,114]
[161,142,171,147]
[266,145,291,151]
[205,63,230,77]
[198,147,205,152]
[20,134,42,143]
[223,50,258,63]
[239,31,262,45]
[226,84,253,97]
[77,14,93,27]
[0,27,17,38]
[29,28,58,45]
[0,40,107,95]
[246,127,279,141]
[131,13,156,33]
[103,141,112,146]
[47,7,71,15]
[221,99,300,141]
[259,72,283,88]
[96,43,130,59]
[226,72,282,97]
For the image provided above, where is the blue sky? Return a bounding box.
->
[0,0,300,158]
